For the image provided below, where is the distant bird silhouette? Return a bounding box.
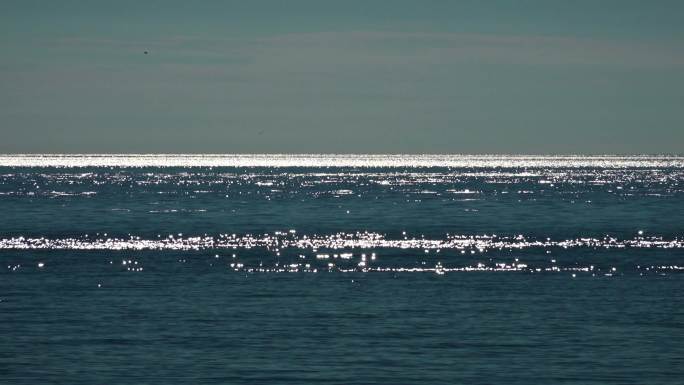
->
[144,51,149,55]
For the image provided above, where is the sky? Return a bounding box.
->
[1,0,683,154]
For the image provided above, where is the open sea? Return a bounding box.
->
[1,154,683,384]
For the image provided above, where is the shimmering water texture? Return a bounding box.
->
[2,155,683,384]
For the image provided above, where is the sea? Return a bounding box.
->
[1,154,683,384]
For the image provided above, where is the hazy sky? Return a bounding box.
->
[1,0,683,154]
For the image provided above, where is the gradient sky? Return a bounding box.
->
[1,0,683,154]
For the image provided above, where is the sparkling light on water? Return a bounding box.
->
[1,154,682,276]
[1,232,682,251]
[2,232,683,275]
[1,154,683,168]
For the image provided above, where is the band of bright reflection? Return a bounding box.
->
[1,232,681,251]
[1,154,684,168]
[5,232,682,276]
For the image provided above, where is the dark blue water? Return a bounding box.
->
[1,155,683,384]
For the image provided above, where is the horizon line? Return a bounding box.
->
[1,153,683,157]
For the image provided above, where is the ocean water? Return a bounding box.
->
[1,154,683,384]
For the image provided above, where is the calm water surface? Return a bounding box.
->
[1,155,683,384]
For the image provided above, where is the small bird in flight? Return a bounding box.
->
[144,51,149,55]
